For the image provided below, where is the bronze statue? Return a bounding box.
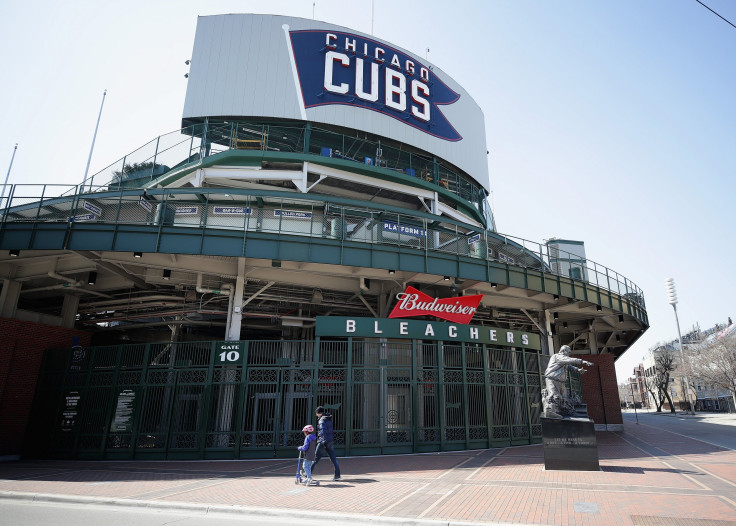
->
[542,345,593,419]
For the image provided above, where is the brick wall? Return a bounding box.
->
[0,318,90,456]
[579,354,623,426]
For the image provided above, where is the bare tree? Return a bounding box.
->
[688,332,736,410]
[645,346,678,413]
[644,375,662,412]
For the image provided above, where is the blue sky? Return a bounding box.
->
[1,1,734,380]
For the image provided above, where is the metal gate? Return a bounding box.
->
[29,338,548,460]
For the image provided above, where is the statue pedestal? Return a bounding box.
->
[541,417,600,471]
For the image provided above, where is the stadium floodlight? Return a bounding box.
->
[665,277,678,305]
[665,277,695,415]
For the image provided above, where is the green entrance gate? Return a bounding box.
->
[27,338,561,460]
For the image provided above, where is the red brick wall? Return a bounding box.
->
[0,318,91,456]
[579,354,623,426]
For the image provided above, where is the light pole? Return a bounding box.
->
[629,380,639,424]
[665,277,695,415]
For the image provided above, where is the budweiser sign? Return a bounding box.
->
[389,286,483,324]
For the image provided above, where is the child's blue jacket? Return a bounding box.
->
[298,433,317,461]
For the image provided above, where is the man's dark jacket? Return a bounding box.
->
[317,413,334,443]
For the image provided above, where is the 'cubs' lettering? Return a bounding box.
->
[411,81,430,122]
[385,69,406,111]
[355,58,379,102]
[322,34,431,122]
[324,51,349,94]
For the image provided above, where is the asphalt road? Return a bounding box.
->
[0,500,362,526]
[622,410,736,450]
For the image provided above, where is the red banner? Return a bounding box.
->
[388,286,483,324]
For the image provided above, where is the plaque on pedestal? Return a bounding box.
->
[541,417,600,471]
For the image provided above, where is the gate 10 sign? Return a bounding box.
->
[216,342,244,364]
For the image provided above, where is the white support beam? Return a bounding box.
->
[358,294,378,317]
[242,281,275,307]
[521,308,545,334]
[226,259,247,341]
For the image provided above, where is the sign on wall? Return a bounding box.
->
[389,286,483,325]
[216,341,245,364]
[289,30,462,142]
[315,316,540,350]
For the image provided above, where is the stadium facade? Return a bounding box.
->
[0,14,648,460]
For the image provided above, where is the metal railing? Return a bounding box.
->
[0,184,645,310]
[74,120,490,220]
[34,339,547,459]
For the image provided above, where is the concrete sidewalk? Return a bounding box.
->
[1,419,735,526]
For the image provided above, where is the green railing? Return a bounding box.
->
[74,120,491,224]
[0,184,646,310]
[29,339,547,459]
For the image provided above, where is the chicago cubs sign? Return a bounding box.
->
[288,30,462,141]
[389,286,483,325]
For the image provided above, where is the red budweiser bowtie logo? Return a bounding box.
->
[389,286,483,324]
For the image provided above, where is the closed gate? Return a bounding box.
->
[28,339,555,460]
[242,367,311,453]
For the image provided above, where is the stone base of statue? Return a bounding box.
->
[541,417,600,471]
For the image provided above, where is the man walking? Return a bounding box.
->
[311,406,341,481]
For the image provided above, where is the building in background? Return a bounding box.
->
[639,321,735,413]
[0,14,648,460]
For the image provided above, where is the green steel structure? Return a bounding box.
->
[28,338,584,460]
[1,15,646,460]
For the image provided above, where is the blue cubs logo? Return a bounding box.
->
[289,30,462,142]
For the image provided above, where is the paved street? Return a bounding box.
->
[623,410,736,450]
[2,416,736,526]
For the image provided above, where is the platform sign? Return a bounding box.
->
[139,197,153,212]
[382,221,426,238]
[274,209,311,219]
[214,206,251,215]
[82,200,102,216]
[68,214,95,222]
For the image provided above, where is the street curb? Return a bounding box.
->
[0,491,523,526]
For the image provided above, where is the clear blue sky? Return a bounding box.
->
[1,1,734,380]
